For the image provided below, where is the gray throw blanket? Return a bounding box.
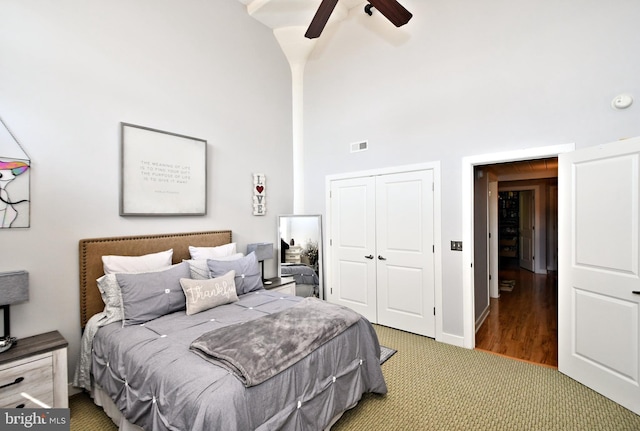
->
[190,297,361,387]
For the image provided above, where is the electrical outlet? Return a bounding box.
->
[451,241,463,251]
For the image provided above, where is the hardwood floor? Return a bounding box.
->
[475,261,558,367]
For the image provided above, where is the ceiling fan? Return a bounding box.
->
[305,0,413,39]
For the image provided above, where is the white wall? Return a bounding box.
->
[0,0,292,379]
[304,0,640,338]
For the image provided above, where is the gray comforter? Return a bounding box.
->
[281,264,319,286]
[91,290,387,431]
[190,297,361,387]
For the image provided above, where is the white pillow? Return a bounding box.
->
[102,249,173,274]
[213,252,244,261]
[188,243,237,260]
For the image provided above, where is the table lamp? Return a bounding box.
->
[0,270,29,352]
[246,243,274,285]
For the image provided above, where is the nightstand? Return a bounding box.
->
[0,330,68,408]
[264,277,296,295]
[284,246,302,264]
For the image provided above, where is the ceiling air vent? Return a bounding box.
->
[350,141,368,153]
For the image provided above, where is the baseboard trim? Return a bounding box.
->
[475,305,490,332]
[437,332,465,348]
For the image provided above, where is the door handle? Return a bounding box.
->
[378,255,386,260]
[364,255,374,259]
[633,291,640,295]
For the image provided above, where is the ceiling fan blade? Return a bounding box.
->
[367,0,413,27]
[305,0,339,39]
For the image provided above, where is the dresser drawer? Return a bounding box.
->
[0,353,53,408]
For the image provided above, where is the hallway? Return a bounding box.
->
[475,264,558,367]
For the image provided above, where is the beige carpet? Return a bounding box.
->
[70,324,640,431]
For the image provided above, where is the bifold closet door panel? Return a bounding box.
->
[375,170,436,337]
[328,176,378,322]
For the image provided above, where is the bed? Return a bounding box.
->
[73,230,386,431]
[280,263,320,297]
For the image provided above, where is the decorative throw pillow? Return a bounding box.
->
[207,252,263,295]
[116,261,190,326]
[189,243,237,260]
[102,249,173,274]
[179,271,238,315]
[184,254,244,280]
[96,273,124,325]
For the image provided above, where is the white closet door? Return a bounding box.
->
[328,177,378,322]
[376,170,435,337]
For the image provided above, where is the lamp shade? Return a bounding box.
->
[246,243,274,262]
[0,270,29,305]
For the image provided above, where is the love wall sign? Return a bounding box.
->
[253,173,266,215]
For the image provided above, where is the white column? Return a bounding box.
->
[273,27,317,215]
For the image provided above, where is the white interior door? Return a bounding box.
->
[519,190,535,272]
[328,177,377,322]
[559,137,640,415]
[375,171,435,337]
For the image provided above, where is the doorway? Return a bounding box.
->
[461,143,573,349]
[473,159,559,367]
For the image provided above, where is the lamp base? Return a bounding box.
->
[0,336,17,354]
[1,304,11,339]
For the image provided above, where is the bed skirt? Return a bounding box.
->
[90,384,349,431]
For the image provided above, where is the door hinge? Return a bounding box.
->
[432,182,434,191]
[432,245,435,253]
[330,287,333,294]
[489,274,492,280]
[330,239,332,246]
[433,307,436,316]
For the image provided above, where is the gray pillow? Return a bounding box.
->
[184,254,245,280]
[207,252,263,295]
[116,261,190,326]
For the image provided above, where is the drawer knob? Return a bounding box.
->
[0,376,24,390]
[16,403,25,408]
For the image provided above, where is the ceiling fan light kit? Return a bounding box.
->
[305,0,413,39]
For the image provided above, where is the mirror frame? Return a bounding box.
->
[277,214,324,299]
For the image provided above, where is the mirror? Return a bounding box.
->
[277,214,323,299]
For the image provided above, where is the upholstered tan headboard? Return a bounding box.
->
[79,230,232,328]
